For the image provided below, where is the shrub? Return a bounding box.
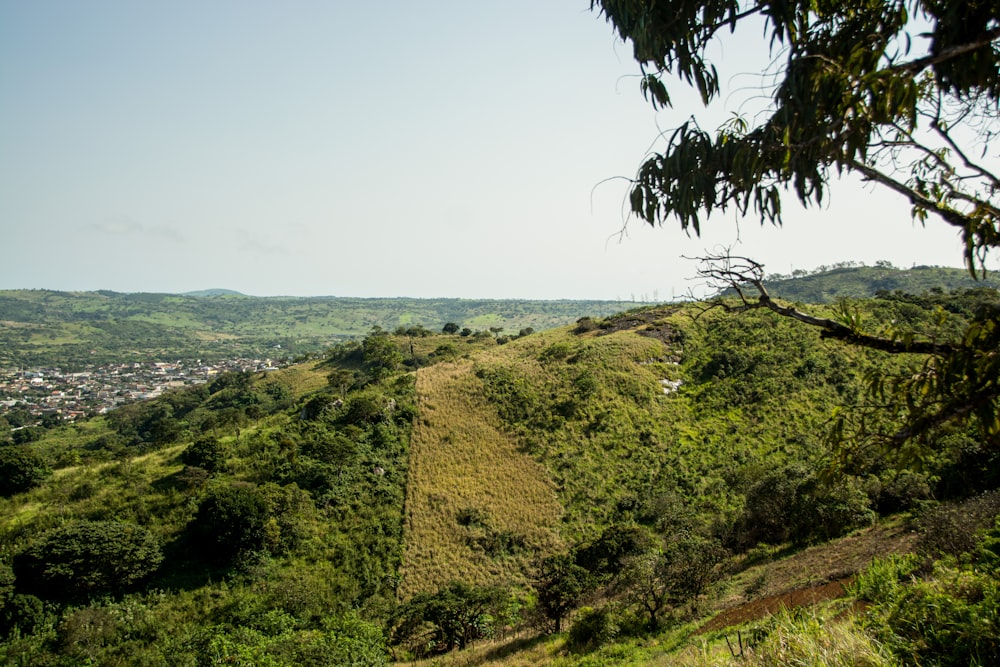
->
[190,483,270,565]
[181,436,226,473]
[859,564,1000,667]
[575,524,656,579]
[568,605,619,650]
[391,582,505,656]
[744,609,895,667]
[14,520,163,599]
[916,490,1000,561]
[0,593,53,637]
[0,446,50,497]
[11,427,43,445]
[731,466,874,550]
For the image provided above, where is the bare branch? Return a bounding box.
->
[695,254,957,355]
[931,118,1000,190]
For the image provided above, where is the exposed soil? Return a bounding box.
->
[698,521,917,633]
[698,577,853,633]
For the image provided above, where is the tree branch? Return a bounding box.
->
[697,254,957,355]
[892,28,1000,76]
[848,159,981,232]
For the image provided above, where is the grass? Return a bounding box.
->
[398,357,565,599]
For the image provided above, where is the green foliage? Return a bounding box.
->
[0,289,635,367]
[392,581,507,656]
[190,483,271,565]
[11,426,43,445]
[595,0,1000,462]
[0,445,51,497]
[731,465,874,549]
[535,553,591,633]
[182,435,226,473]
[915,491,1000,561]
[758,266,1000,304]
[362,330,403,380]
[575,524,656,581]
[617,532,727,631]
[858,561,1000,667]
[0,593,54,637]
[595,0,1000,267]
[568,605,620,651]
[13,520,163,600]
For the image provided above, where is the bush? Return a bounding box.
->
[916,490,1000,561]
[731,466,874,550]
[568,605,619,650]
[190,483,270,565]
[859,563,1000,667]
[14,521,163,599]
[0,446,50,497]
[0,593,53,637]
[181,436,226,473]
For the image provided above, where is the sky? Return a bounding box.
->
[0,1,990,300]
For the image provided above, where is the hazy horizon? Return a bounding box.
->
[3,2,992,300]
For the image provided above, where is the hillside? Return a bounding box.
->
[757,263,998,302]
[1,278,998,665]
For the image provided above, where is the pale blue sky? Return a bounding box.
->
[0,1,984,298]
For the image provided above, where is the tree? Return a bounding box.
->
[11,426,42,445]
[392,582,505,655]
[0,446,50,497]
[621,534,727,629]
[592,1,1000,452]
[442,322,460,334]
[14,520,163,599]
[362,329,403,380]
[535,553,591,633]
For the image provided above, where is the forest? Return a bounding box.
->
[1,267,998,665]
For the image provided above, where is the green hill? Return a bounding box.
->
[1,279,998,665]
[756,263,998,302]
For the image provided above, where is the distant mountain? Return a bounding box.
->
[181,289,245,297]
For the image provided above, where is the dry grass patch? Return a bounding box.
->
[273,360,330,396]
[399,358,564,599]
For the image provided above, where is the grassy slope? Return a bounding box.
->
[392,299,958,664]
[4,278,995,664]
[399,357,564,598]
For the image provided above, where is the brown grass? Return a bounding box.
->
[398,358,565,599]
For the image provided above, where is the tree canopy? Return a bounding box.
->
[593,0,1000,451]
[593,0,999,269]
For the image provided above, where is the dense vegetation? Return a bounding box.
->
[1,272,998,665]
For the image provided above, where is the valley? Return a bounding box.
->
[0,269,998,666]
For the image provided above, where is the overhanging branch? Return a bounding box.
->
[697,254,956,355]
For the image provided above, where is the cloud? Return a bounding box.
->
[90,217,183,243]
[230,228,289,255]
